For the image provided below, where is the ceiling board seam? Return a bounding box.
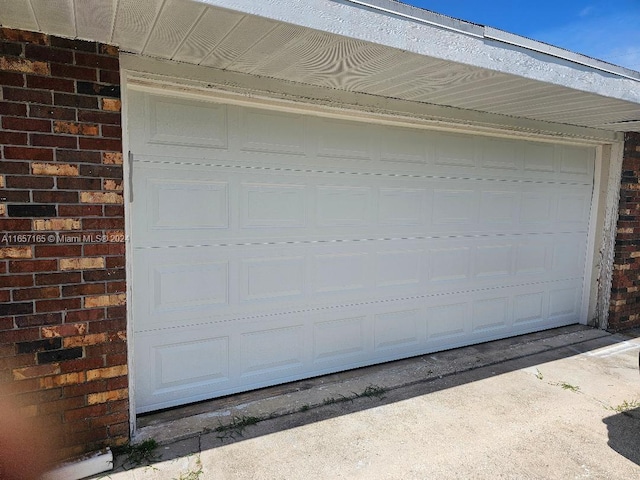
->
[218,23,282,72]
[109,0,121,45]
[71,0,78,37]
[27,0,41,32]
[168,4,208,60]
[140,0,169,54]
[198,14,246,66]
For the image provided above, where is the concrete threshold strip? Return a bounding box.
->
[135,324,610,446]
[44,324,618,479]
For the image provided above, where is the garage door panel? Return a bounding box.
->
[132,160,591,248]
[240,325,305,377]
[135,278,581,412]
[239,107,306,156]
[130,92,594,186]
[130,91,596,412]
[133,232,586,333]
[145,93,228,149]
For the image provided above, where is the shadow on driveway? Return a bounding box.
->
[604,406,640,467]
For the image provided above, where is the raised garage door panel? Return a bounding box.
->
[129,90,595,413]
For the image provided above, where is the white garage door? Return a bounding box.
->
[128,89,595,413]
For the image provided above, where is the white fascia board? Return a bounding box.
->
[196,0,640,104]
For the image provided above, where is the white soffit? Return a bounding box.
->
[1,0,640,132]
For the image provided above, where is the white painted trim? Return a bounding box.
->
[582,148,603,324]
[42,449,113,480]
[595,141,625,329]
[120,62,137,437]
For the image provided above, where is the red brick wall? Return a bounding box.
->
[609,131,640,331]
[0,28,128,461]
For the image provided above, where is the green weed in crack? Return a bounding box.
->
[609,399,640,413]
[214,415,262,441]
[112,439,160,469]
[354,384,387,399]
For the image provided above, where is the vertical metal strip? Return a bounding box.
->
[128,151,134,203]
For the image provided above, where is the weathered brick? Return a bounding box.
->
[3,86,52,104]
[101,98,121,112]
[9,259,57,273]
[100,44,119,57]
[35,271,81,286]
[63,333,107,348]
[56,176,101,190]
[102,152,123,165]
[58,205,102,217]
[25,44,73,63]
[1,28,49,45]
[80,192,123,204]
[0,101,27,116]
[4,147,54,162]
[75,52,119,70]
[0,274,33,288]
[42,323,87,338]
[0,246,32,259]
[27,75,75,92]
[13,286,60,301]
[0,131,28,145]
[0,218,31,230]
[2,116,51,132]
[0,302,33,316]
[13,363,61,380]
[36,297,82,313]
[0,56,49,75]
[33,190,78,203]
[56,150,102,166]
[0,29,126,460]
[29,104,76,120]
[0,70,24,86]
[84,293,126,308]
[78,110,120,125]
[40,371,86,389]
[60,257,105,271]
[86,365,127,381]
[50,62,97,81]
[79,137,122,151]
[34,244,82,258]
[6,173,54,188]
[101,125,122,139]
[65,309,104,323]
[59,356,104,374]
[15,313,62,328]
[33,218,81,231]
[53,121,99,136]
[103,180,123,191]
[30,134,78,149]
[63,404,107,423]
[87,388,128,405]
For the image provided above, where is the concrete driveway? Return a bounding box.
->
[99,326,640,479]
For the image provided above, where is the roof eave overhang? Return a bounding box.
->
[2,0,639,133]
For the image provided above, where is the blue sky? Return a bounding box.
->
[403,1,640,71]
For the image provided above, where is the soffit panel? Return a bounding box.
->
[2,0,639,132]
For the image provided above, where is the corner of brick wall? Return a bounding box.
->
[0,27,128,462]
[609,131,640,331]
